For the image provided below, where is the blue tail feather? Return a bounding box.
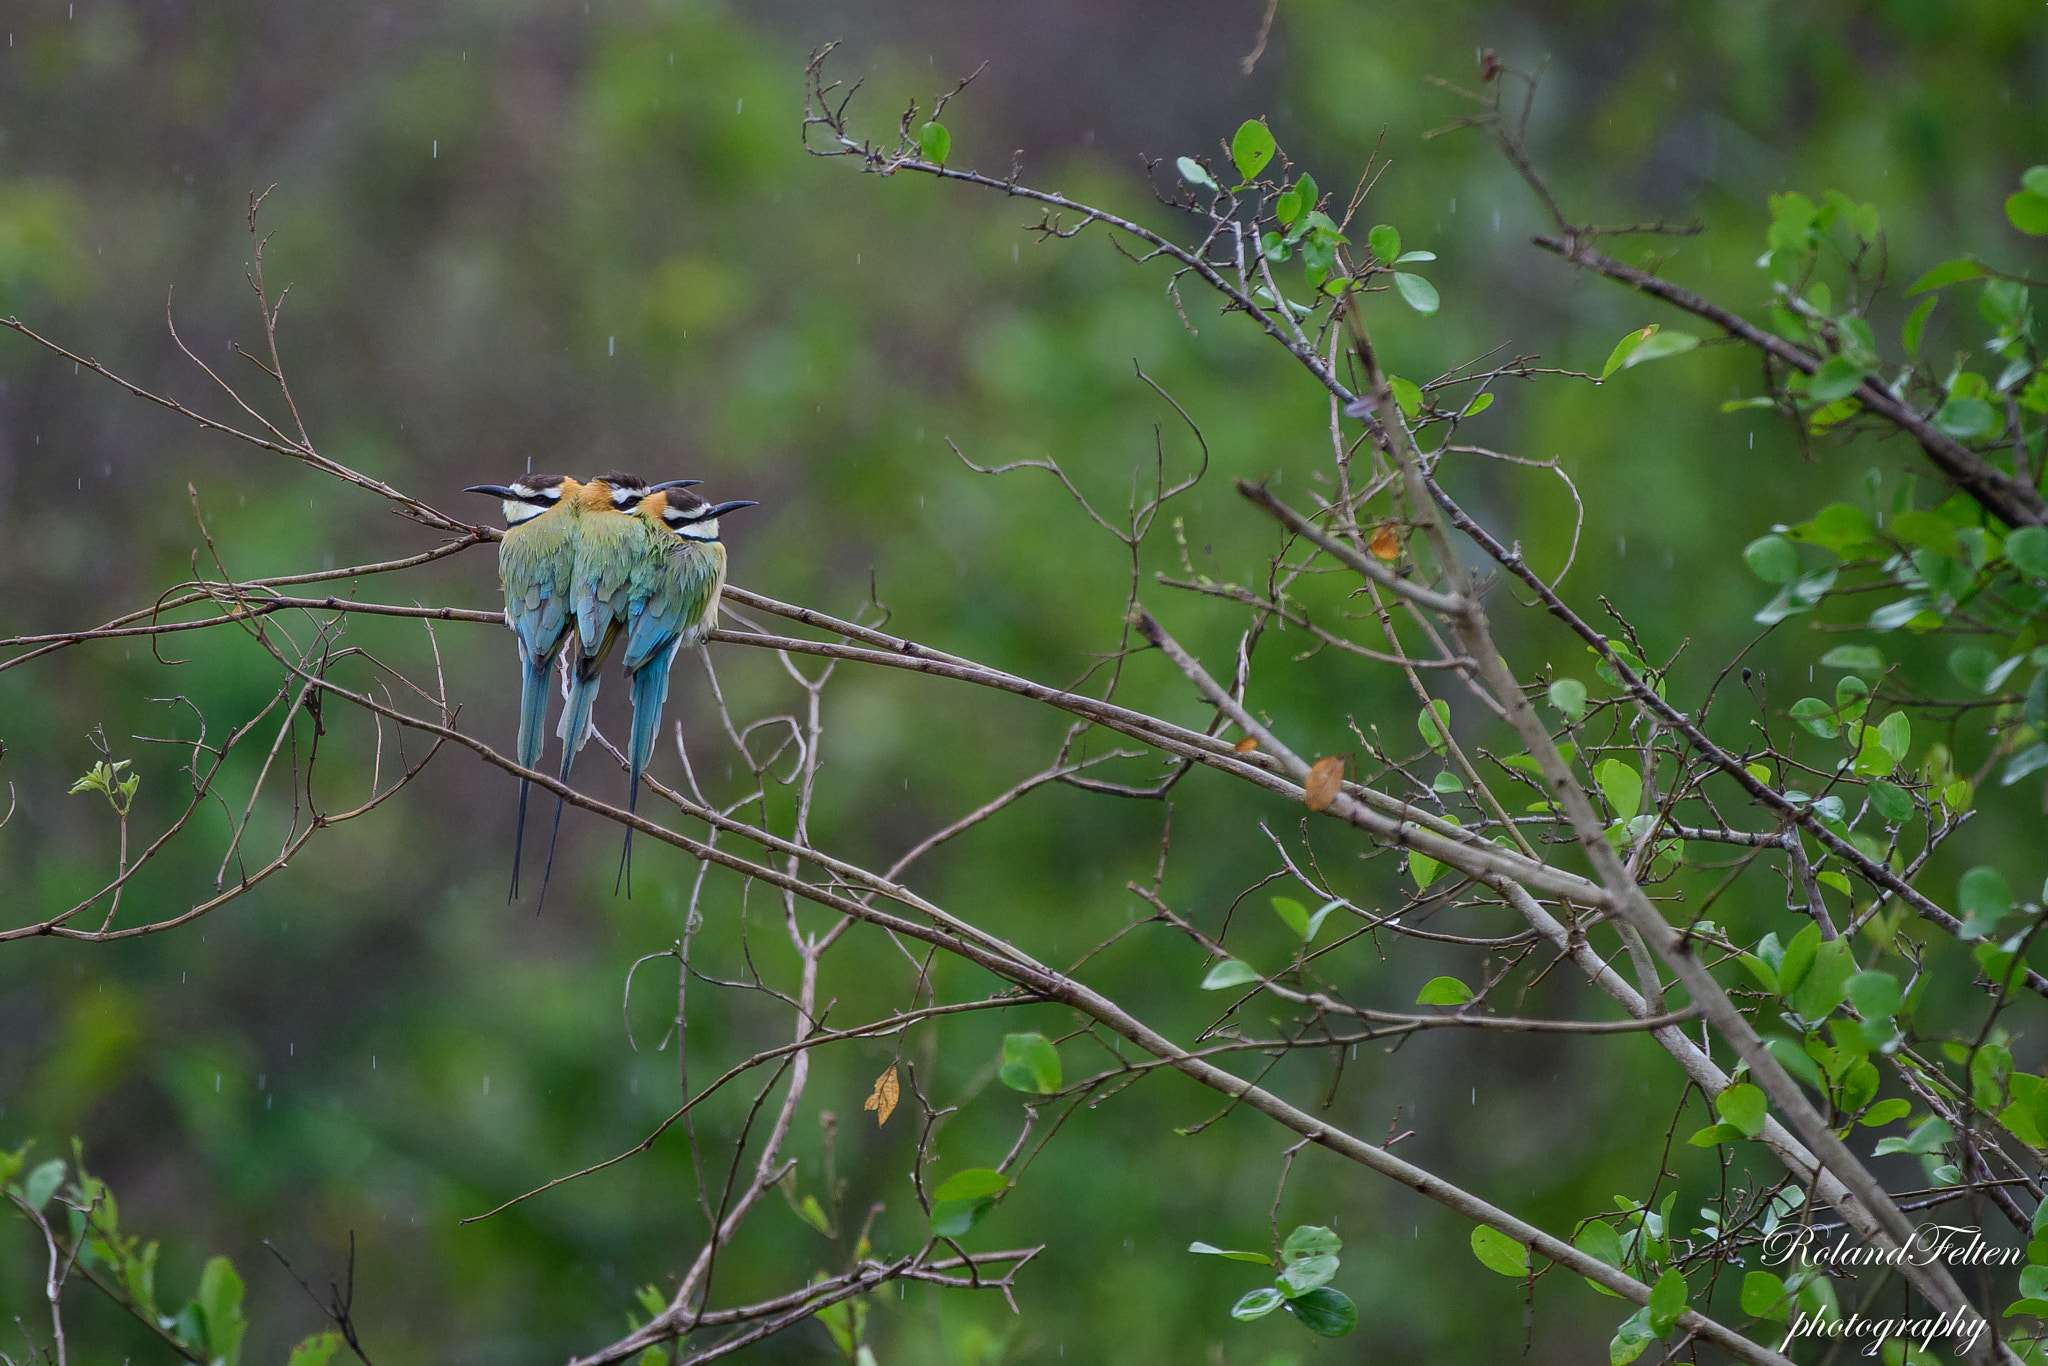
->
[538,659,603,913]
[614,641,680,898]
[507,651,553,902]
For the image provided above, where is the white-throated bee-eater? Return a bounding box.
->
[464,473,584,900]
[536,472,700,904]
[614,484,758,890]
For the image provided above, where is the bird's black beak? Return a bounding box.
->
[646,479,702,493]
[464,484,518,498]
[705,500,760,517]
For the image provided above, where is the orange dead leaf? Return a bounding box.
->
[863,1065,899,1126]
[1304,755,1345,811]
[1233,736,1259,753]
[1368,525,1401,561]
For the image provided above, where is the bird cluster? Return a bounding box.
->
[465,472,758,904]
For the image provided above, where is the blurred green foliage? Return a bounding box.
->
[1,2,2045,1363]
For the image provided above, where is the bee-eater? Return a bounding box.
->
[615,484,758,890]
[537,473,700,904]
[464,474,583,899]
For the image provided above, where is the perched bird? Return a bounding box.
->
[537,473,699,904]
[463,473,584,899]
[614,484,758,890]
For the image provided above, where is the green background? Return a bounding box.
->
[1,1,2044,1361]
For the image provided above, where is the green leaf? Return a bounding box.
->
[197,1255,247,1366]
[1610,1306,1655,1365]
[1278,1254,1340,1297]
[918,121,950,166]
[1368,223,1401,264]
[1268,895,1311,939]
[1230,120,1275,181]
[1417,699,1451,751]
[286,1333,344,1366]
[1409,849,1444,889]
[1176,156,1217,190]
[1303,899,1344,942]
[1861,1097,1910,1127]
[1627,329,1699,366]
[1602,326,1657,380]
[1716,1083,1768,1138]
[1877,710,1911,765]
[1549,678,1588,719]
[1742,534,1800,584]
[2006,527,2048,580]
[2007,191,2048,236]
[1201,958,1261,990]
[1935,396,1997,439]
[797,1193,831,1233]
[1432,770,1466,794]
[1793,937,1857,1021]
[1867,778,1913,823]
[1387,375,1423,419]
[1848,970,1902,1021]
[930,1168,1010,1236]
[932,1168,1009,1202]
[1416,976,1474,1006]
[1789,697,1839,739]
[1647,1267,1688,1336]
[1874,1115,1952,1156]
[1189,1241,1275,1265]
[1902,295,1937,356]
[1810,355,1869,403]
[1282,1225,1342,1262]
[1593,758,1642,821]
[1819,645,1884,675]
[997,1033,1062,1095]
[2027,166,2048,197]
[1959,865,2013,933]
[1741,1270,1791,1321]
[1284,1286,1357,1337]
[1393,272,1439,315]
[1908,259,1984,294]
[1470,1226,1528,1278]
[1396,249,1437,263]
[1461,392,1493,418]
[1573,1221,1625,1296]
[22,1158,64,1212]
[1231,1287,1285,1321]
[2005,743,2048,787]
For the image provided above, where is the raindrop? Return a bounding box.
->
[484,1075,491,1095]
[1450,197,1457,212]
[215,1074,221,1092]
[736,98,742,114]
[855,253,860,265]
[266,1094,273,1109]
[1493,208,1501,231]
[1749,431,1755,448]
[259,1075,266,1090]
[1013,242,1019,262]
[372,1055,377,1069]
[608,335,615,357]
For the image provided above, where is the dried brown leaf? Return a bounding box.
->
[1234,736,1259,753]
[863,1064,899,1126]
[1304,755,1345,811]
[1369,525,1401,561]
